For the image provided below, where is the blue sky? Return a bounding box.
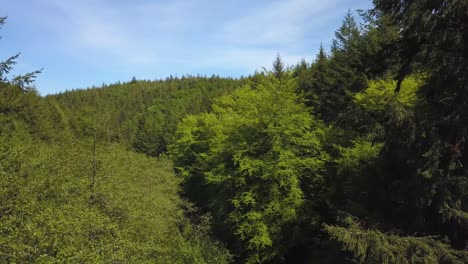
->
[1,0,372,95]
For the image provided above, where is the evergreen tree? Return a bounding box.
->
[0,19,41,93]
[326,1,468,262]
[272,54,286,80]
[331,10,360,59]
[329,9,365,94]
[309,45,334,119]
[373,0,468,248]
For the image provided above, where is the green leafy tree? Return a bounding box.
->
[170,75,328,262]
[0,17,41,92]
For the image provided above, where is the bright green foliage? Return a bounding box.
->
[336,138,383,175]
[170,76,328,262]
[328,137,384,219]
[0,138,231,263]
[91,145,231,263]
[354,75,425,113]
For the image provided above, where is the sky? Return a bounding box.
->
[1,0,372,95]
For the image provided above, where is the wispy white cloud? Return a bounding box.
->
[41,0,180,64]
[222,0,339,47]
[2,0,373,93]
[39,0,351,69]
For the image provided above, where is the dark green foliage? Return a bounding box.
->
[272,54,286,80]
[358,10,400,78]
[330,10,364,90]
[296,11,370,124]
[132,76,244,156]
[302,45,336,119]
[321,1,468,262]
[367,0,468,249]
[325,220,468,264]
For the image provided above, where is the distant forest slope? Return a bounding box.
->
[50,76,245,154]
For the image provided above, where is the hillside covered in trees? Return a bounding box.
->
[1,0,467,263]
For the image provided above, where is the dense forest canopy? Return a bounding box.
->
[1,0,467,263]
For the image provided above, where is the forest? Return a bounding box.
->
[0,0,467,263]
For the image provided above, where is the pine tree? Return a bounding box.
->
[325,220,468,264]
[373,0,468,248]
[331,10,361,63]
[298,11,367,124]
[310,45,335,118]
[326,1,468,261]
[272,54,286,80]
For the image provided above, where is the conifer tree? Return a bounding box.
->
[272,53,286,80]
[326,1,468,261]
[331,10,361,67]
[373,0,468,248]
[0,17,41,93]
